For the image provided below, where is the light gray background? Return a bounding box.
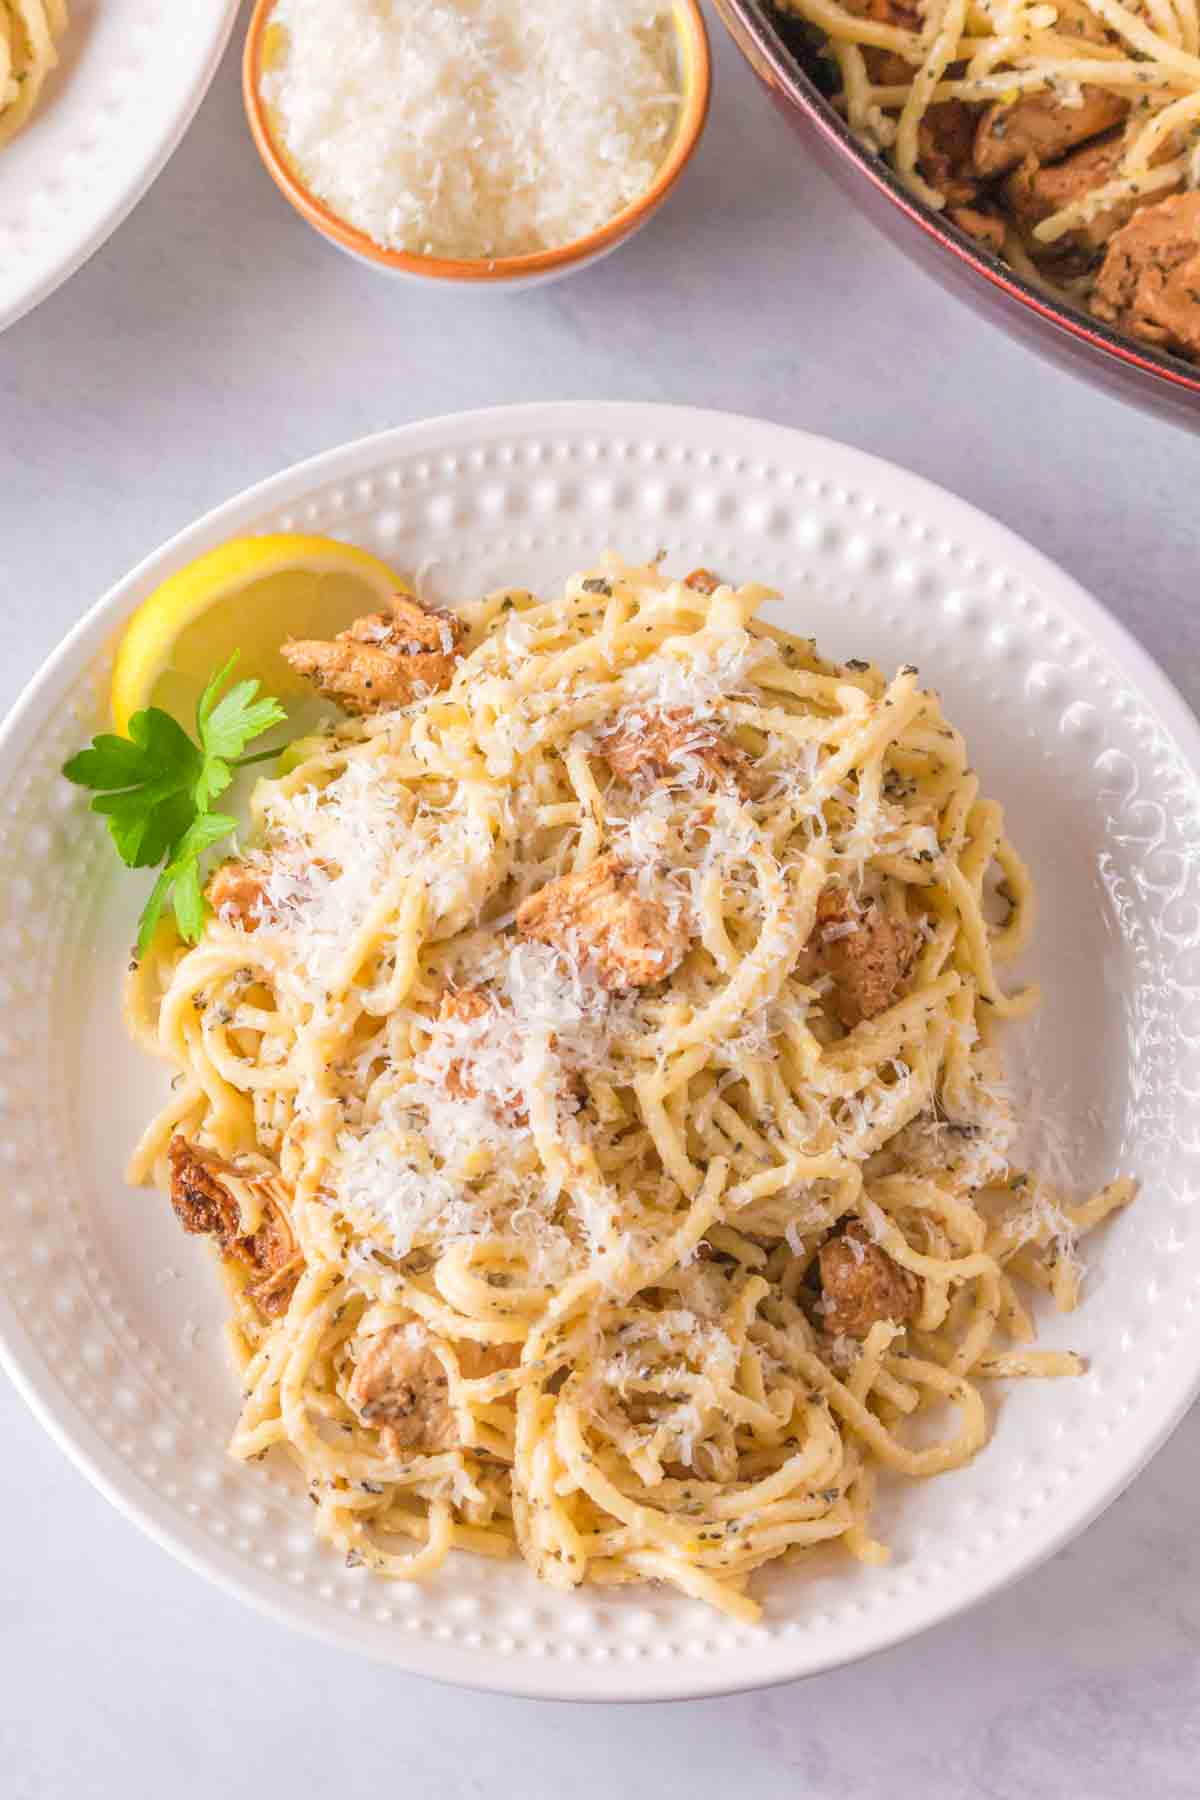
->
[3,7,1199,1797]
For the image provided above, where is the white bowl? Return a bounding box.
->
[0,0,241,333]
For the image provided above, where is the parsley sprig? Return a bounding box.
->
[63,655,287,955]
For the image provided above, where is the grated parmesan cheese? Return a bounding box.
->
[262,0,682,260]
[336,1122,484,1255]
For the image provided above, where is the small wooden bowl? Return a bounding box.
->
[243,1,711,290]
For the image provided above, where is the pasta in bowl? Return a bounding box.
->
[119,556,1132,1623]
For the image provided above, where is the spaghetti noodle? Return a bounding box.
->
[0,0,68,150]
[125,558,1133,1621]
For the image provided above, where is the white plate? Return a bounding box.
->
[0,1,241,333]
[3,403,1199,1700]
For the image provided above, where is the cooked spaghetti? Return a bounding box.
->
[1,0,68,150]
[775,0,1200,363]
[126,557,1133,1622]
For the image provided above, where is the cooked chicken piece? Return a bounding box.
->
[973,88,1128,180]
[347,1328,520,1458]
[1002,136,1175,257]
[818,1221,920,1340]
[1052,0,1111,45]
[803,887,918,1029]
[948,204,1006,254]
[457,1340,522,1380]
[281,595,465,715]
[169,1135,241,1242]
[348,1329,457,1454]
[868,46,917,83]
[684,568,723,596]
[167,1136,302,1319]
[206,860,267,930]
[598,707,751,796]
[516,854,689,991]
[919,101,981,206]
[439,988,493,1025]
[1004,139,1118,250]
[845,0,923,85]
[850,0,921,27]
[1091,191,1200,359]
[436,986,584,1120]
[438,986,494,1103]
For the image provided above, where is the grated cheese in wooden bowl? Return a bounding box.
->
[260,0,684,262]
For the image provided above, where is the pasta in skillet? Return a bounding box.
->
[775,0,1200,363]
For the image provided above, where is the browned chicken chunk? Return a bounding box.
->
[1004,138,1118,250]
[1052,2,1111,45]
[206,860,268,930]
[436,987,584,1120]
[348,1329,457,1455]
[347,1329,520,1458]
[852,0,920,27]
[1091,192,1200,360]
[169,1136,241,1242]
[516,854,690,991]
[847,0,923,86]
[818,1221,920,1340]
[684,568,723,596]
[282,595,465,715]
[804,887,918,1029]
[167,1136,302,1319]
[948,205,1006,254]
[438,986,494,1102]
[458,1339,522,1380]
[437,986,524,1116]
[973,88,1128,181]
[598,707,751,795]
[1002,135,1173,257]
[919,101,980,206]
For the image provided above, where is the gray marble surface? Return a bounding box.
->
[3,6,1199,1795]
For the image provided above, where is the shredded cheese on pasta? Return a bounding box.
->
[125,557,1134,1621]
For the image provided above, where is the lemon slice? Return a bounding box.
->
[110,533,410,733]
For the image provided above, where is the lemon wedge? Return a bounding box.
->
[110,533,410,733]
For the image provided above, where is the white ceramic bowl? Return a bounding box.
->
[0,0,241,333]
[3,402,1199,1699]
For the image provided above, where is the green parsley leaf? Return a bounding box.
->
[193,654,288,812]
[63,709,202,868]
[90,785,195,870]
[63,655,287,951]
[136,812,237,955]
[199,653,288,758]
